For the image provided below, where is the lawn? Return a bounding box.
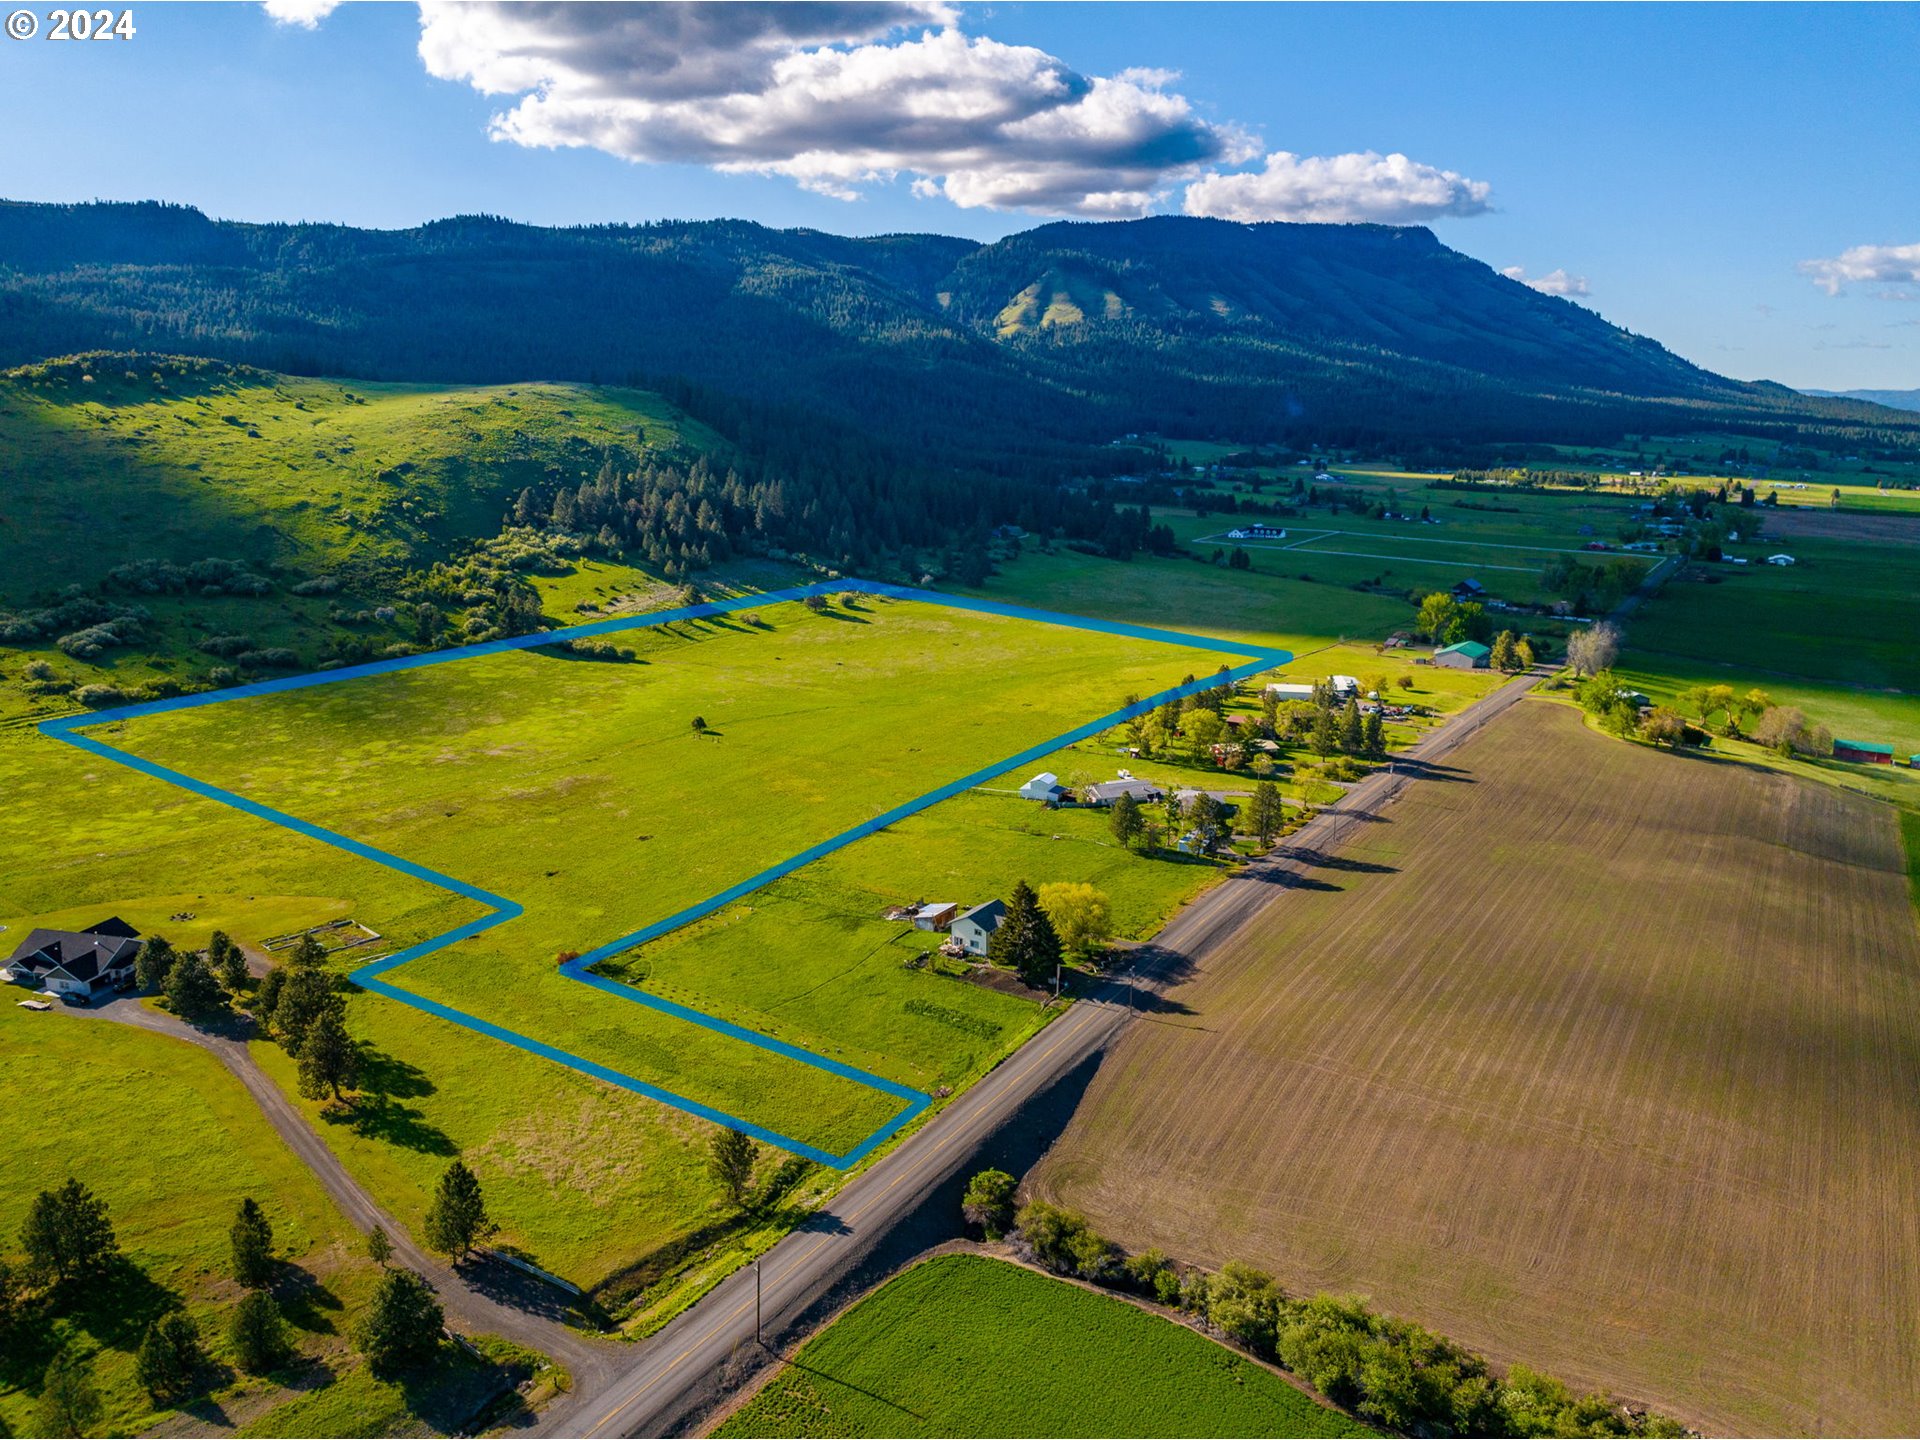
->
[715,1254,1373,1439]
[1034,700,1920,1438]
[0,1004,354,1437]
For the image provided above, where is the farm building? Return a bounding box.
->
[913,902,960,931]
[1833,740,1893,765]
[950,900,1006,956]
[1433,641,1491,670]
[1083,778,1163,807]
[1018,772,1067,803]
[1263,682,1315,702]
[1329,675,1360,697]
[4,918,143,1001]
[1451,578,1486,599]
[1226,523,1287,540]
[1767,553,1797,566]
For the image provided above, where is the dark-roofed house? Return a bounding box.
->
[951,900,1007,956]
[4,918,144,1001]
[1451,578,1486,599]
[1082,778,1163,807]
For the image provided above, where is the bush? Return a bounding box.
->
[197,633,257,657]
[1014,1200,1116,1280]
[960,1169,1018,1239]
[135,1312,204,1402]
[236,648,301,669]
[74,683,134,709]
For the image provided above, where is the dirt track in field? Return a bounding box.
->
[1762,507,1920,545]
[1033,701,1920,1437]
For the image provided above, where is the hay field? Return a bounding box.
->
[1033,701,1920,1436]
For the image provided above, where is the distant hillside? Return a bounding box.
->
[1803,387,1920,414]
[0,355,715,596]
[2,200,1916,471]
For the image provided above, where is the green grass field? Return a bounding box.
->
[717,1254,1373,1439]
[0,1004,356,1437]
[4,593,1269,1290]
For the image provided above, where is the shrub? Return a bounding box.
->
[74,683,134,708]
[197,634,257,657]
[236,648,300,669]
[960,1169,1018,1239]
[229,1291,289,1374]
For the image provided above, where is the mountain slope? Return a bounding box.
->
[1804,387,1920,413]
[2,200,1915,464]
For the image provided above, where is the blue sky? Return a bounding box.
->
[3,1,1916,390]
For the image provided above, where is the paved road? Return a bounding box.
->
[68,997,617,1389]
[551,667,1546,1439]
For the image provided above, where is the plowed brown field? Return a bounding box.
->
[1034,700,1920,1437]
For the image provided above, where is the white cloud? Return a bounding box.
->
[1182,150,1491,224]
[1799,242,1920,296]
[414,2,1253,215]
[1500,265,1590,297]
[262,0,342,28]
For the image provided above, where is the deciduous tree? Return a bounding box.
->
[1565,621,1621,677]
[1037,883,1112,958]
[960,1169,1017,1239]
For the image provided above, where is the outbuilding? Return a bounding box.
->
[912,902,960,931]
[1432,641,1491,670]
[1833,740,1893,765]
[1767,554,1797,566]
[1083,778,1163,807]
[1018,772,1067,803]
[1263,682,1315,702]
[950,900,1006,956]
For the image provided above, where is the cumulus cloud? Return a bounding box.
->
[1500,265,1590,297]
[1182,149,1491,224]
[262,0,342,27]
[413,2,1253,215]
[1799,242,1920,296]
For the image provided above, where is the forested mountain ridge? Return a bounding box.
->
[2,199,1916,471]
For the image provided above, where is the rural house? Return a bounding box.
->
[950,900,1006,956]
[1018,772,1067,803]
[1833,739,1893,765]
[1226,523,1288,540]
[1083,778,1163,807]
[1433,641,1491,670]
[1451,578,1486,599]
[912,902,960,931]
[4,918,144,1001]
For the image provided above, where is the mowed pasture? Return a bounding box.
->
[80,595,1254,1156]
[1033,701,1920,1437]
[714,1253,1372,1439]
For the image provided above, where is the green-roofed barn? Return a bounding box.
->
[1832,739,1893,765]
[1433,640,1491,670]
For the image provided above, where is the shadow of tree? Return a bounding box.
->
[330,1044,455,1155]
[274,1260,345,1336]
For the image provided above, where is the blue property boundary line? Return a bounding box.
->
[41,580,1290,1167]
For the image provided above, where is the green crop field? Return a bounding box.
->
[715,1254,1373,1439]
[0,1004,357,1436]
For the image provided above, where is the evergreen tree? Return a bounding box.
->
[423,1161,492,1261]
[208,931,248,991]
[231,1198,274,1289]
[21,1179,119,1286]
[288,933,328,968]
[230,1291,290,1375]
[988,880,1063,990]
[354,1268,443,1376]
[1310,706,1340,758]
[709,1128,757,1208]
[1249,781,1286,846]
[163,949,229,1024]
[134,935,178,993]
[1340,699,1365,755]
[35,1353,102,1438]
[1108,792,1144,851]
[135,1312,203,1402]
[1363,710,1387,761]
[253,965,286,1029]
[272,967,342,1056]
[297,1008,360,1103]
